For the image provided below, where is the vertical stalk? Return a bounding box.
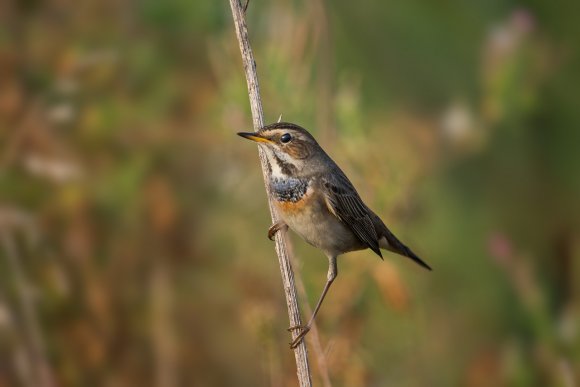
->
[228,1,312,385]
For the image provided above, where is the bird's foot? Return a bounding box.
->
[288,325,311,349]
[287,324,304,332]
[267,221,287,241]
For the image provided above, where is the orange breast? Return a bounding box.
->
[274,187,316,215]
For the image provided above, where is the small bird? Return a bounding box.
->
[238,122,431,348]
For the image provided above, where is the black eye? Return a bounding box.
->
[280,133,292,143]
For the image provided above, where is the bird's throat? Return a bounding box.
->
[270,177,310,203]
[262,146,298,178]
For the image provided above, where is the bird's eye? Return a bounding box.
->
[280,133,292,143]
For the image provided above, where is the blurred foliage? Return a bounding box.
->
[0,0,579,386]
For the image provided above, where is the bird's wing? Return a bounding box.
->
[321,172,382,258]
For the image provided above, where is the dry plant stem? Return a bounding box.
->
[228,0,312,386]
[1,231,54,387]
[286,241,333,387]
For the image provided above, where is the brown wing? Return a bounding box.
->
[322,172,383,258]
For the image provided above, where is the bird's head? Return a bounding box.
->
[237,122,326,178]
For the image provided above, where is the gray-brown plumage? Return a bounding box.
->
[238,122,431,348]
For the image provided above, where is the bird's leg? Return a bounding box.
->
[289,255,338,349]
[268,221,288,241]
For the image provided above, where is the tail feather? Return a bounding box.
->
[379,228,432,271]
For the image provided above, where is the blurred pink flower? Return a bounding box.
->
[488,232,514,265]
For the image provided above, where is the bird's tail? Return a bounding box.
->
[379,227,432,271]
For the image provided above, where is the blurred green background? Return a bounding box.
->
[1,0,579,386]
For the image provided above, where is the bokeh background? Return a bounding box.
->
[1,0,579,386]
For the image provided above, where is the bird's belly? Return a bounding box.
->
[274,189,363,255]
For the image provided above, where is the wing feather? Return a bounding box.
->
[322,173,382,257]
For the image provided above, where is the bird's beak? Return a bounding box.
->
[237,132,274,144]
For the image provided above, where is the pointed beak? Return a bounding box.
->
[237,132,274,144]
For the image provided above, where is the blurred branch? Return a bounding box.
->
[227,0,312,386]
[151,262,176,387]
[0,211,54,387]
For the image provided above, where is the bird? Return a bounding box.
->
[237,122,431,349]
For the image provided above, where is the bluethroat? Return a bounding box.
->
[238,122,431,349]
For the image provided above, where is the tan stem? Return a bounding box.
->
[227,0,312,385]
